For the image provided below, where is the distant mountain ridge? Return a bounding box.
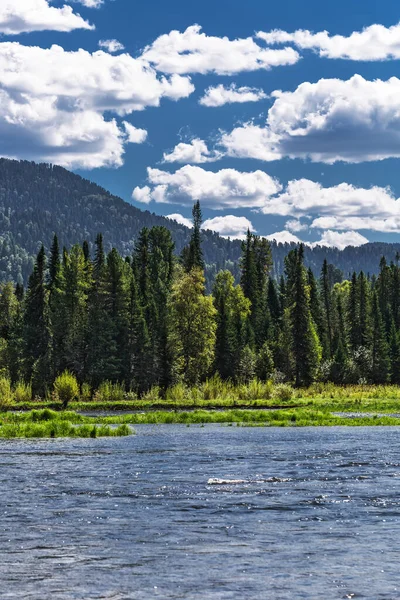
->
[0,157,398,284]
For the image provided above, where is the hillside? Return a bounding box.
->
[0,157,398,284]
[0,158,242,284]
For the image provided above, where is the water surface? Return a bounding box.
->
[1,426,400,599]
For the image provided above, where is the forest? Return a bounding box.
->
[2,158,400,288]
[0,200,397,402]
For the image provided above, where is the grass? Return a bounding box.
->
[0,409,133,438]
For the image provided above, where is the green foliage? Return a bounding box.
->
[53,371,79,408]
[13,381,32,403]
[273,384,294,402]
[0,376,12,408]
[94,381,125,403]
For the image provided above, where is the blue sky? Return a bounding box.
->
[2,0,400,248]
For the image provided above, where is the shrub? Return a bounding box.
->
[53,371,79,409]
[13,381,32,404]
[141,386,161,402]
[237,379,273,401]
[201,375,233,401]
[94,381,125,403]
[273,383,294,403]
[165,382,190,403]
[81,383,92,402]
[0,376,13,408]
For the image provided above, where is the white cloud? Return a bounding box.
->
[132,186,152,204]
[163,139,222,163]
[220,75,400,164]
[266,179,400,226]
[199,84,267,107]
[0,0,93,34]
[311,230,369,250]
[166,213,193,228]
[285,219,309,233]
[0,42,194,168]
[265,229,368,249]
[257,22,400,61]
[98,39,125,53]
[142,24,300,75]
[265,231,302,244]
[123,122,148,144]
[136,165,282,209]
[74,0,103,6]
[203,215,255,239]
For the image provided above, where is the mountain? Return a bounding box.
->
[0,158,242,285]
[0,157,398,285]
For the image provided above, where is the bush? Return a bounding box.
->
[81,383,92,402]
[53,371,79,409]
[0,376,13,408]
[237,379,273,401]
[201,375,233,401]
[13,381,32,403]
[94,381,125,403]
[165,382,190,403]
[273,383,294,403]
[141,386,161,402]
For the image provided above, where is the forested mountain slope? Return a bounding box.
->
[0,157,398,284]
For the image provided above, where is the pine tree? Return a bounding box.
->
[182,201,204,272]
[370,291,390,383]
[23,246,52,396]
[389,320,400,384]
[308,267,328,359]
[213,270,251,379]
[290,246,321,387]
[320,259,333,357]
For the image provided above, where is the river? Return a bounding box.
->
[1,425,400,599]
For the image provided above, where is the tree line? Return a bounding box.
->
[0,201,398,398]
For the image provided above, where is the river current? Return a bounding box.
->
[1,425,400,599]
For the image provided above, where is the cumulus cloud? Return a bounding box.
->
[132,185,152,204]
[142,24,300,75]
[123,122,148,144]
[163,139,222,163]
[220,75,400,164]
[265,231,302,244]
[264,179,400,230]
[311,230,369,250]
[265,229,368,249]
[98,39,125,53]
[74,0,103,6]
[133,165,282,209]
[166,213,193,228]
[199,84,267,107]
[0,0,93,34]
[257,22,400,61]
[0,42,194,168]
[203,215,255,239]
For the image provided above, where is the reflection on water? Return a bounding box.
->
[1,425,400,599]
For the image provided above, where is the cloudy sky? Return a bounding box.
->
[2,0,400,248]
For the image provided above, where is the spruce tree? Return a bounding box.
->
[370,291,390,384]
[290,246,321,387]
[182,201,204,272]
[23,246,52,396]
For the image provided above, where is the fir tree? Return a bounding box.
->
[23,246,52,396]
[370,291,390,384]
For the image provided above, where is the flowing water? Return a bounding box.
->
[1,425,400,599]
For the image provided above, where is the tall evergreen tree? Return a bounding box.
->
[182,201,205,272]
[370,291,390,384]
[290,246,321,387]
[23,246,52,396]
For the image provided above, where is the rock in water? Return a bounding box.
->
[207,478,247,485]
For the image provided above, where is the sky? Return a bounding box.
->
[2,1,400,249]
